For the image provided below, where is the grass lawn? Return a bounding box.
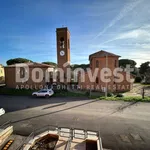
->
[141,83,150,86]
[53,91,86,97]
[99,96,150,102]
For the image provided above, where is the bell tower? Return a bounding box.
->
[56,27,71,83]
[56,27,70,67]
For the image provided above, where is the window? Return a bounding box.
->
[96,77,99,84]
[20,67,25,78]
[60,37,65,48]
[39,90,47,93]
[50,72,53,78]
[60,37,64,41]
[96,60,99,68]
[50,77,53,83]
[64,73,66,79]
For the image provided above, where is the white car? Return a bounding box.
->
[0,108,5,116]
[32,89,54,98]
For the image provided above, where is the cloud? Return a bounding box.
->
[124,50,150,67]
[118,29,150,39]
[101,28,150,44]
[93,0,144,39]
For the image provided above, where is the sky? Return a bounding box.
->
[0,0,150,67]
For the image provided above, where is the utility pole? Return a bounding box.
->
[142,87,145,99]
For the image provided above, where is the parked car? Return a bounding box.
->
[0,108,5,116]
[32,89,54,98]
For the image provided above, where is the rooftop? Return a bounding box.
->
[5,62,55,68]
[89,50,120,60]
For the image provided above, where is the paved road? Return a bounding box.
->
[0,95,150,150]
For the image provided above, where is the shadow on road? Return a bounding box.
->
[0,95,89,112]
[10,99,98,124]
[42,102,67,110]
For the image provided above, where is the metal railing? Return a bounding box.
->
[17,125,103,150]
[16,125,58,150]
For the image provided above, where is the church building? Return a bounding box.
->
[78,50,134,92]
[4,27,134,91]
[56,27,134,92]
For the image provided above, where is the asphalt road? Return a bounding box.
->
[0,95,150,150]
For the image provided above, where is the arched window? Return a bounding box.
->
[20,67,25,78]
[96,77,99,84]
[96,60,99,68]
[60,37,64,42]
[60,37,64,48]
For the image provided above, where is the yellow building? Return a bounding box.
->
[0,64,5,83]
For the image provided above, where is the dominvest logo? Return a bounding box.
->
[15,63,134,84]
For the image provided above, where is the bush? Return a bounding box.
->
[52,84,68,92]
[99,96,150,102]
[0,88,34,96]
[134,76,142,83]
[107,93,114,97]
[54,91,85,97]
[85,91,90,96]
[116,93,124,97]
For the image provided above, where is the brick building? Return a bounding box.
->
[5,63,54,89]
[78,50,134,92]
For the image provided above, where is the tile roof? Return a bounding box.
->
[5,62,55,68]
[89,50,120,60]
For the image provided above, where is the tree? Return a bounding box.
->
[42,62,57,67]
[6,58,33,65]
[145,68,150,84]
[71,64,90,70]
[139,61,150,75]
[119,59,137,68]
[119,59,138,75]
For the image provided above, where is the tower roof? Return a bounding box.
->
[89,50,120,60]
[56,27,70,34]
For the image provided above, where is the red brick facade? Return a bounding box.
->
[5,63,54,89]
[78,50,134,92]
